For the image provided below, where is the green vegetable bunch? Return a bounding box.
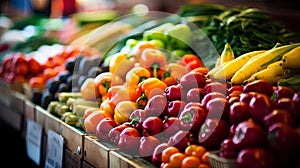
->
[197,7,300,59]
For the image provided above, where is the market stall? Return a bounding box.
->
[1,1,300,168]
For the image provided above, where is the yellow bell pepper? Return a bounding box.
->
[109,52,137,79]
[125,67,151,89]
[113,101,137,125]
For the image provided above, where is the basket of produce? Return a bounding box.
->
[207,150,236,168]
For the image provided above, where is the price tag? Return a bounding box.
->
[45,130,64,168]
[25,119,42,165]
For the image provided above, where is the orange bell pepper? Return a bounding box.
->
[109,52,137,79]
[160,63,189,86]
[106,85,137,109]
[94,72,123,100]
[125,67,151,89]
[139,48,167,78]
[136,77,167,108]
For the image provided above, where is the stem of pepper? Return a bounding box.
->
[136,92,148,109]
[130,115,140,126]
[102,81,111,93]
[139,76,148,83]
[151,63,160,78]
[181,112,193,124]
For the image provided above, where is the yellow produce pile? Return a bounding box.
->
[209,43,300,88]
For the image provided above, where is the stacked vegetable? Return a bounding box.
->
[5,4,300,168]
[209,42,300,92]
[182,6,300,68]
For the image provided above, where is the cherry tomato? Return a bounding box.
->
[181,156,201,168]
[168,152,185,168]
[201,152,210,165]
[197,164,210,168]
[185,145,206,158]
[161,146,179,163]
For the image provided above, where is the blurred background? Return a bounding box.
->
[1,0,300,31]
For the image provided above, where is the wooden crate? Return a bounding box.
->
[60,121,86,159]
[64,148,82,168]
[0,101,23,131]
[22,99,36,138]
[82,160,95,168]
[35,105,62,135]
[10,91,25,114]
[0,79,24,106]
[24,99,35,121]
[84,136,118,168]
[0,79,13,106]
[109,151,156,168]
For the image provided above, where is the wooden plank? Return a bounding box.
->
[84,136,118,168]
[22,99,36,138]
[10,91,25,114]
[0,102,22,131]
[82,160,95,168]
[60,121,86,159]
[35,105,62,135]
[24,99,35,121]
[109,151,155,168]
[64,148,82,168]
[0,79,12,106]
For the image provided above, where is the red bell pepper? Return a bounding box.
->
[118,127,141,156]
[108,122,130,145]
[144,94,168,118]
[164,84,187,101]
[96,118,117,142]
[139,136,161,161]
[129,109,147,132]
[142,116,164,137]
[219,138,240,159]
[232,120,267,149]
[168,130,197,152]
[167,100,186,117]
[198,118,230,150]
[268,123,300,154]
[179,106,207,135]
[178,54,204,70]
[236,147,277,168]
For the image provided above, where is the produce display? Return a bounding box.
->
[1,3,300,168]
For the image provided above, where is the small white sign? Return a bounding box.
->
[44,130,64,168]
[25,119,42,165]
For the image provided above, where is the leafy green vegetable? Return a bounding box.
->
[190,6,300,68]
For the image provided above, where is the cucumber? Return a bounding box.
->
[58,92,82,103]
